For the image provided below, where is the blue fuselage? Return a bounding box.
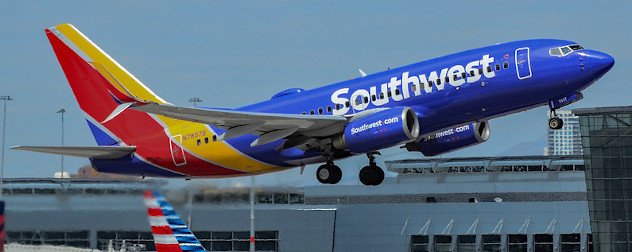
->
[218,39,613,167]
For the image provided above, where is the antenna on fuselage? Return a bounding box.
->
[358,69,367,77]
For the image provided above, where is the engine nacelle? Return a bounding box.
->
[407,121,490,156]
[333,107,420,154]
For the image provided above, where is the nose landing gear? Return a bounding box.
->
[549,110,564,130]
[359,152,385,186]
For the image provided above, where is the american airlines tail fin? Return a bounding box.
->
[45,24,168,146]
[144,190,206,252]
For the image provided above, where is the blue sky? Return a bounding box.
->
[0,1,630,186]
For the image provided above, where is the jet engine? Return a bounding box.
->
[333,107,420,154]
[406,121,490,156]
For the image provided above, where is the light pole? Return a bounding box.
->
[1,96,13,198]
[188,97,202,107]
[57,109,65,179]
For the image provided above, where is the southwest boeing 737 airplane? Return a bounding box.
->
[13,24,614,186]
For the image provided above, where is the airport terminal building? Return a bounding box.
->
[4,155,590,252]
[6,105,632,252]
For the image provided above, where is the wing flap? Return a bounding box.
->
[132,103,348,138]
[11,146,136,159]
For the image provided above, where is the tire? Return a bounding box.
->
[316,165,331,184]
[372,166,385,186]
[330,165,342,184]
[359,166,385,186]
[317,164,342,184]
[549,117,564,130]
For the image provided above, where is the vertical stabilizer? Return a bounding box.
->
[45,23,169,146]
[144,191,206,252]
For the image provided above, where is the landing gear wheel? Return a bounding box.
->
[316,164,342,184]
[549,117,563,130]
[359,165,385,186]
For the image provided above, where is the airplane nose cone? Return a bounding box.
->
[583,50,615,75]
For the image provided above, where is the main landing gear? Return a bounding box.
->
[316,158,342,184]
[549,110,564,130]
[359,152,385,186]
[315,150,385,186]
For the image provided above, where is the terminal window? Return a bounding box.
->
[96,231,153,251]
[534,234,553,252]
[508,234,528,252]
[410,235,430,252]
[560,233,581,252]
[194,231,278,252]
[434,235,452,252]
[482,234,501,252]
[8,230,90,249]
[457,235,476,252]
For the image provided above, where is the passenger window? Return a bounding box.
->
[429,80,434,87]
[327,106,332,113]
[395,89,400,95]
[387,91,392,97]
[503,62,509,69]
[197,139,201,146]
[478,68,483,75]
[371,95,376,101]
[470,70,475,76]
[411,85,417,92]
[309,110,315,115]
[495,64,500,71]
[335,104,341,110]
[379,93,385,99]
[453,75,458,81]
[363,96,369,103]
[318,108,323,114]
[355,98,361,106]
[345,101,350,108]
[204,137,209,144]
[461,72,467,79]
[301,112,306,115]
[487,66,492,72]
[445,76,450,83]
[436,79,441,85]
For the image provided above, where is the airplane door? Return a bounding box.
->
[169,135,187,167]
[515,47,532,79]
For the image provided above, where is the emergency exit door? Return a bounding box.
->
[515,47,532,80]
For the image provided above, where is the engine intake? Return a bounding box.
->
[333,107,419,153]
[407,121,490,156]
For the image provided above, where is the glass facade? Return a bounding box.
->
[546,110,583,156]
[410,233,591,252]
[575,107,632,252]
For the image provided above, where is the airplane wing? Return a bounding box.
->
[10,146,136,159]
[131,102,348,147]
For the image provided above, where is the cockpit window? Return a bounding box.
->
[549,48,563,56]
[549,44,583,57]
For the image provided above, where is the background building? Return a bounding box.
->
[574,106,632,252]
[546,110,583,156]
[4,155,592,252]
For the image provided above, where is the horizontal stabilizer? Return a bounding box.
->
[11,145,136,159]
